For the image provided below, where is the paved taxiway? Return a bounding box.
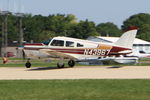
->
[0,66,150,80]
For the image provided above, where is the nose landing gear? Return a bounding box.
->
[25,59,31,68]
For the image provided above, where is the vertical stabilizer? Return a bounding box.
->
[115,27,138,49]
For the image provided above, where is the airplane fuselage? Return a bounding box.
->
[24,37,131,60]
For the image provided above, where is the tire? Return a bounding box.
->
[57,62,64,68]
[68,60,75,67]
[25,62,31,68]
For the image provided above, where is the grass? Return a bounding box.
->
[0,57,150,67]
[0,58,150,100]
[0,58,60,67]
[0,80,150,100]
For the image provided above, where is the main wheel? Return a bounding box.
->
[68,60,75,67]
[25,62,31,68]
[57,62,64,68]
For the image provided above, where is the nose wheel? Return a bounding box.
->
[25,59,31,68]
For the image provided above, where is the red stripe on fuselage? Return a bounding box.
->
[24,43,44,46]
[24,46,131,56]
[24,47,85,54]
[109,46,131,54]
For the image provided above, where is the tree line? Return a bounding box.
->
[0,13,150,46]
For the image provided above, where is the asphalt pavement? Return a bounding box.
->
[0,66,150,80]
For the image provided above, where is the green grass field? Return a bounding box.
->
[0,80,150,100]
[0,57,150,67]
[0,58,150,100]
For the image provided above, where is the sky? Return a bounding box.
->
[0,0,150,27]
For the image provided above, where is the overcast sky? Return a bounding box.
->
[0,0,150,27]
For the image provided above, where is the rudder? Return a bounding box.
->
[115,27,138,49]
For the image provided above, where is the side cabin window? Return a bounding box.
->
[77,43,84,47]
[51,40,64,46]
[66,41,74,47]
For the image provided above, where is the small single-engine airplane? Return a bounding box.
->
[23,27,138,68]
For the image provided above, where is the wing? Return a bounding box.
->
[39,49,76,59]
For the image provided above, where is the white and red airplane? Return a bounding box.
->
[23,27,138,68]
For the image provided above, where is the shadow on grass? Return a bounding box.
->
[27,66,70,71]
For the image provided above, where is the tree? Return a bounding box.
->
[122,13,150,30]
[122,13,150,41]
[96,22,121,37]
[138,24,150,41]
[23,14,46,42]
[69,19,99,39]
[38,30,56,42]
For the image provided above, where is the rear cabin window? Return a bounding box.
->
[77,43,84,47]
[66,41,74,47]
[51,40,64,46]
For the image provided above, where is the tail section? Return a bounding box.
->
[115,27,138,49]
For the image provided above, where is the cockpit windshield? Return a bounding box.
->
[42,39,52,45]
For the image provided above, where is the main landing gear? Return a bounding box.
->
[57,59,76,68]
[68,60,75,67]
